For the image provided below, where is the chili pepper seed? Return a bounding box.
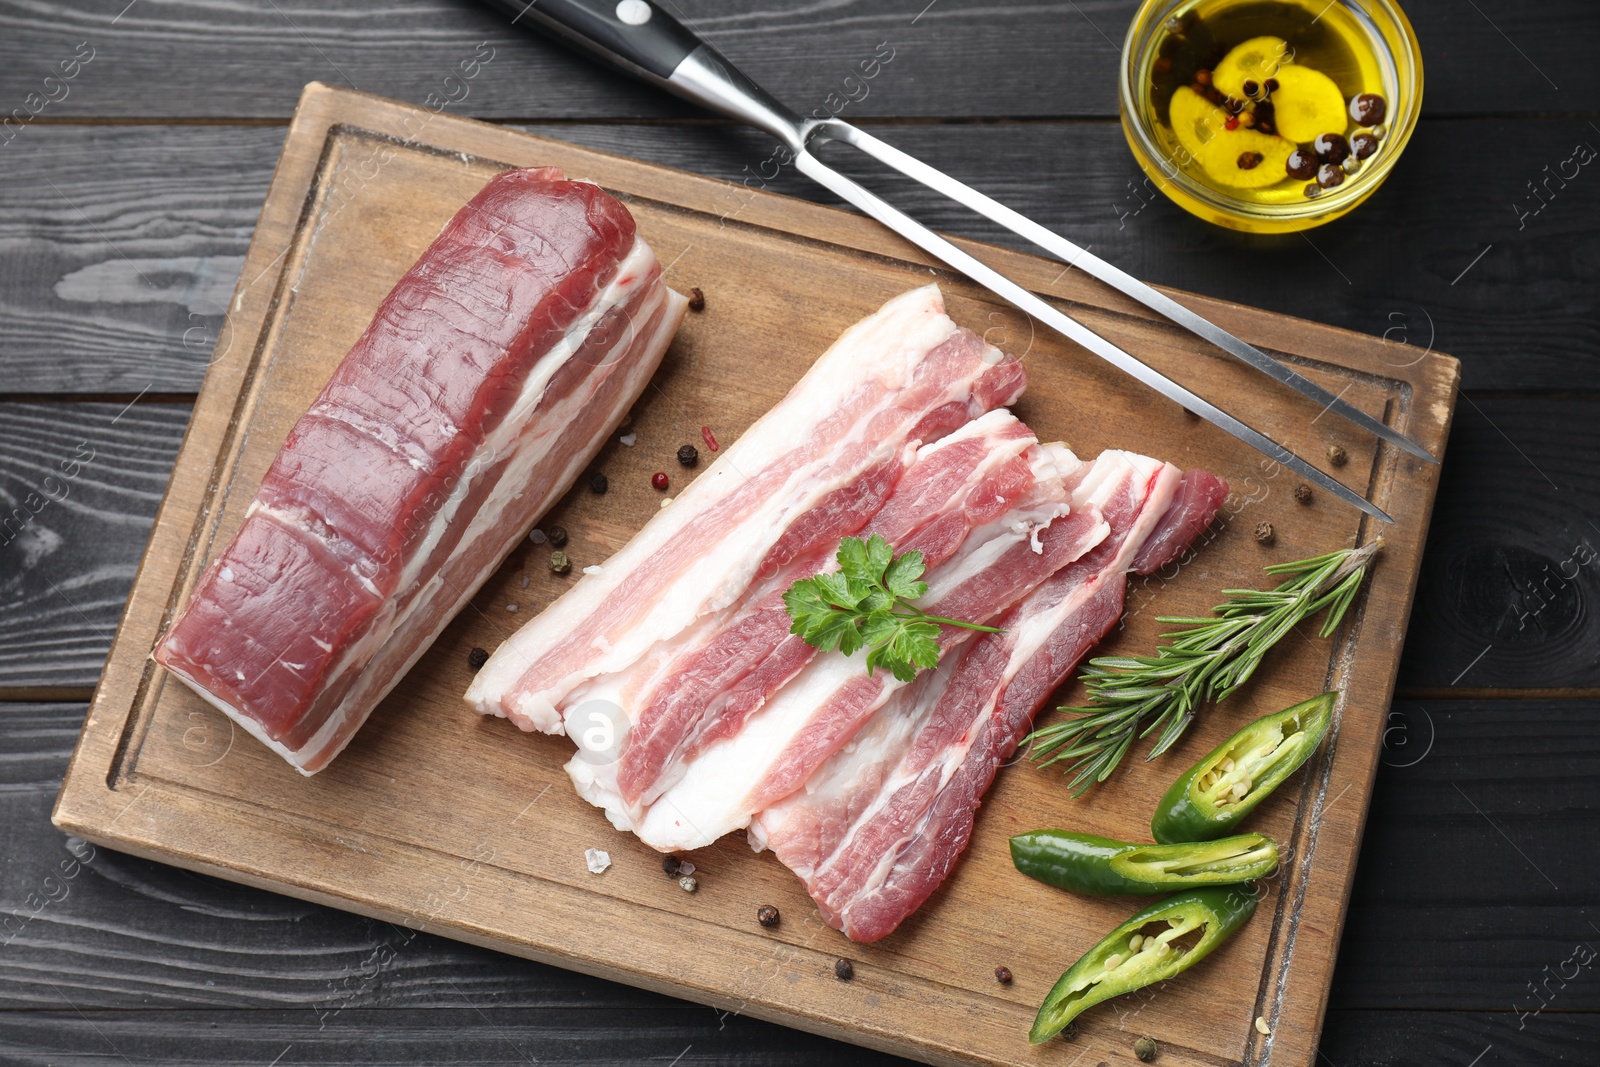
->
[467,647,489,671]
[1255,1016,1272,1036]
[757,905,780,928]
[834,958,854,981]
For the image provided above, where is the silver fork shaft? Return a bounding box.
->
[818,120,1435,465]
[795,149,1393,524]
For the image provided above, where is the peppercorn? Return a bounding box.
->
[994,965,1013,984]
[549,551,571,574]
[687,287,705,312]
[834,958,854,981]
[1134,1035,1159,1061]
[1348,92,1387,127]
[1285,148,1318,181]
[1316,163,1345,189]
[1194,68,1212,85]
[1313,132,1350,165]
[468,647,489,671]
[1254,521,1275,545]
[678,874,698,893]
[1303,183,1321,199]
[1327,443,1348,467]
[662,855,682,877]
[1351,132,1379,159]
[1294,482,1312,505]
[588,471,608,494]
[1236,151,1264,171]
[757,905,780,928]
[1241,79,1260,98]
[676,443,699,467]
[651,471,669,490]
[1263,77,1279,93]
[546,524,568,548]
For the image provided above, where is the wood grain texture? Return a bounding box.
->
[0,401,190,695]
[1397,398,1600,691]
[3,118,1594,395]
[48,84,1458,1067]
[0,0,1593,120]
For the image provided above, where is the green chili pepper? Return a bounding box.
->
[1010,829,1279,896]
[1151,691,1335,844]
[1029,885,1259,1043]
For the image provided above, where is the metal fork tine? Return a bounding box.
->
[794,149,1394,524]
[815,120,1436,465]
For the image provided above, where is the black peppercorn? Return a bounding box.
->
[757,905,780,928]
[1242,78,1260,97]
[662,855,682,877]
[1285,148,1318,181]
[1313,132,1350,165]
[834,958,854,981]
[588,471,608,494]
[1349,92,1387,127]
[1254,521,1275,545]
[994,965,1013,984]
[546,524,568,548]
[1236,151,1264,171]
[1294,482,1312,505]
[687,287,705,312]
[1263,76,1279,93]
[676,443,699,467]
[468,647,489,671]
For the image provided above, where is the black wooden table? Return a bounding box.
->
[2,2,1596,1063]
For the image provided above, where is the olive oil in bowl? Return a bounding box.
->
[1120,0,1422,232]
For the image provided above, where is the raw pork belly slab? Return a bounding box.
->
[567,409,1043,830]
[753,452,1229,942]
[466,284,1025,732]
[635,443,1112,853]
[154,167,687,774]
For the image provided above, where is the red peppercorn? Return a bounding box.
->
[1224,116,1240,131]
[651,472,669,490]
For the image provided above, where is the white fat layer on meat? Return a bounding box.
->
[468,284,981,732]
[633,446,1078,852]
[754,449,1178,908]
[561,408,1040,834]
[160,235,681,773]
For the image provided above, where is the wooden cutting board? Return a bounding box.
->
[55,83,1457,1067]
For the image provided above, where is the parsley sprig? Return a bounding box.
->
[783,534,1003,682]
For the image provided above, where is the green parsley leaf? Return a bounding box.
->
[782,535,1004,681]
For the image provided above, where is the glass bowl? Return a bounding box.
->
[1119,0,1423,233]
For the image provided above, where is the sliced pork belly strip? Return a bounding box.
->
[754,452,1229,942]
[466,284,1026,733]
[565,409,1041,829]
[633,446,1111,853]
[154,168,686,774]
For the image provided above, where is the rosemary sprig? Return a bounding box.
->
[1027,540,1382,795]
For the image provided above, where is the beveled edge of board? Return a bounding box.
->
[54,81,1461,1067]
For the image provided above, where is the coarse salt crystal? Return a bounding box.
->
[678,861,695,876]
[584,848,611,874]
[583,565,603,575]
[529,529,547,544]
[620,432,638,446]
[506,603,519,613]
